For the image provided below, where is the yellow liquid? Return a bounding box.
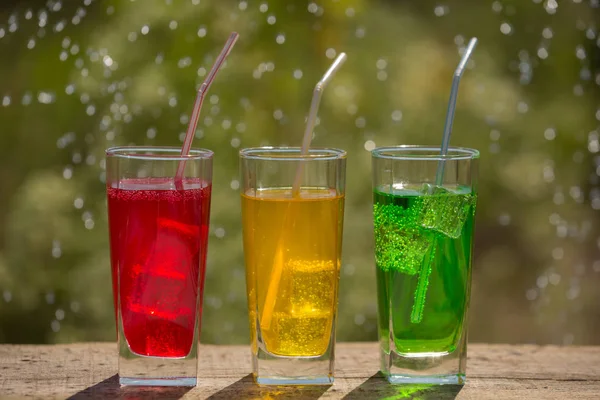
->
[241,188,344,357]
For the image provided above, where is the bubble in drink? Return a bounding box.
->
[374,201,432,275]
[373,185,476,325]
[107,178,211,358]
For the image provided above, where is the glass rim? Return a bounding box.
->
[239,146,347,161]
[105,146,213,161]
[371,145,479,161]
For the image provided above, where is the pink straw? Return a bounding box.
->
[175,32,239,189]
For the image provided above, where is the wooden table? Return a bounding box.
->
[0,343,598,399]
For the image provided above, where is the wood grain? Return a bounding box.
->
[0,343,598,399]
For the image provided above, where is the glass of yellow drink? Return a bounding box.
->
[240,147,346,385]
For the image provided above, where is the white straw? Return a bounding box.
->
[434,38,478,186]
[292,53,347,195]
[175,32,239,189]
[260,53,347,331]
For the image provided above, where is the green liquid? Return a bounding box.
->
[373,185,476,354]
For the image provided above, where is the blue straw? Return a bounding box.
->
[435,38,478,186]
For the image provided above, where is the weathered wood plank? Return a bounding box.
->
[0,343,598,399]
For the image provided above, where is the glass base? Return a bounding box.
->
[386,373,465,385]
[381,345,466,385]
[118,354,198,387]
[119,377,197,387]
[118,332,198,387]
[252,346,334,386]
[255,375,333,385]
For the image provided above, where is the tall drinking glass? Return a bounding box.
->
[106,146,213,386]
[240,147,346,385]
[372,146,478,384]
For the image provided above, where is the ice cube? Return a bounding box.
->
[125,219,200,320]
[418,184,474,239]
[289,259,336,312]
[157,217,201,253]
[374,203,433,274]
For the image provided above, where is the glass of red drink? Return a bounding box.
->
[106,146,212,386]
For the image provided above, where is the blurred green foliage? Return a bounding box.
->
[0,0,599,345]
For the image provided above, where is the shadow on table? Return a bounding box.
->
[206,374,331,399]
[67,374,192,400]
[343,373,463,400]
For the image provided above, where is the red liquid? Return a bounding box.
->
[107,178,211,358]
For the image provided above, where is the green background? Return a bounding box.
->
[0,0,599,346]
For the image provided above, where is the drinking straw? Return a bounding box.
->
[260,53,347,331]
[292,52,348,196]
[410,247,435,324]
[434,37,478,186]
[175,32,239,189]
[410,37,478,324]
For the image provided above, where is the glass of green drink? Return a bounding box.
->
[372,145,479,385]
